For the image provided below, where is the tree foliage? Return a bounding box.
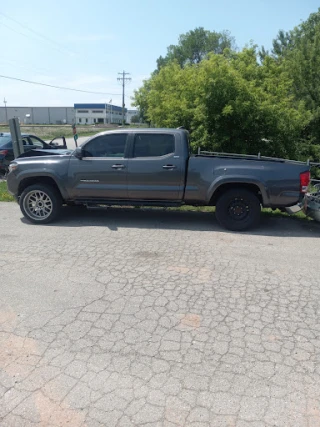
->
[271,8,320,154]
[133,15,320,161]
[134,48,309,158]
[156,27,235,71]
[130,114,141,124]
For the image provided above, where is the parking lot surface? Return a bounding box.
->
[0,202,320,427]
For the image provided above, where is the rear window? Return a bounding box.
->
[133,133,175,157]
[0,136,11,147]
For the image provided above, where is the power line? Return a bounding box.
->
[0,12,129,88]
[0,12,74,56]
[0,17,77,59]
[0,74,122,96]
[1,57,53,75]
[0,19,74,58]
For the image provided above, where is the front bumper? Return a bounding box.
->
[6,171,19,198]
[304,192,320,222]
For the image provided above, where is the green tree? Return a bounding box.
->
[271,30,293,57]
[156,27,235,71]
[133,48,310,159]
[130,114,141,124]
[132,79,152,124]
[270,8,320,158]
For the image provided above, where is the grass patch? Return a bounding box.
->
[169,205,215,213]
[261,207,311,221]
[0,181,15,202]
[174,205,311,221]
[165,205,311,221]
[0,125,118,141]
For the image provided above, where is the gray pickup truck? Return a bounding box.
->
[6,128,311,231]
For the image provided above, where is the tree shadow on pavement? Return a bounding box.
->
[21,206,320,238]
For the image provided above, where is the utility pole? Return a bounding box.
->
[4,98,8,123]
[117,71,131,125]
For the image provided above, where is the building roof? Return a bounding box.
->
[74,103,125,112]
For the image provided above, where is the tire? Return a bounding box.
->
[215,188,261,231]
[19,184,62,224]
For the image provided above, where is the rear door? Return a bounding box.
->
[67,133,129,200]
[27,135,47,150]
[127,132,184,200]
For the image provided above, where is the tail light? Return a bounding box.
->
[0,150,8,156]
[300,170,310,193]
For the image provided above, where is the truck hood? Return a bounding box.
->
[17,149,74,159]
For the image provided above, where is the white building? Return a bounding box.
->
[126,109,139,124]
[74,103,127,125]
[0,106,75,124]
[0,103,131,125]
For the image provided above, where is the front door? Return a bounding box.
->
[67,133,129,200]
[127,132,184,200]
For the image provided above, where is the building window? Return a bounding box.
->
[77,110,88,113]
[92,110,103,113]
[85,118,88,123]
[79,118,82,123]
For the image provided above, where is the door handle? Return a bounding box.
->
[112,164,126,169]
[162,165,176,170]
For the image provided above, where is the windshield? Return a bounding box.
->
[0,136,11,148]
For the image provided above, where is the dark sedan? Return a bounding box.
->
[0,133,67,175]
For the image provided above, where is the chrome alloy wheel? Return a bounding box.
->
[23,190,53,221]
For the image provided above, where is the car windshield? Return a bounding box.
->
[0,135,11,147]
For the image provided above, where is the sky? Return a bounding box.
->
[0,0,319,109]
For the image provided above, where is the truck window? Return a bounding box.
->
[82,134,128,158]
[133,134,175,157]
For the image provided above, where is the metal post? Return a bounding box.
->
[48,107,50,124]
[122,77,125,125]
[9,118,24,158]
[4,98,8,123]
[117,71,131,125]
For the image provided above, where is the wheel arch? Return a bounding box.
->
[210,182,264,206]
[18,176,65,200]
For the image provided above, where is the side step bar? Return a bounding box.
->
[79,200,183,209]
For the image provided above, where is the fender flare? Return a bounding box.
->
[207,176,269,205]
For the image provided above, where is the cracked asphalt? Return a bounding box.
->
[0,202,320,427]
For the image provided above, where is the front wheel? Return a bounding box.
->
[19,184,62,224]
[215,189,261,231]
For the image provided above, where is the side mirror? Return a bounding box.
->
[74,147,83,159]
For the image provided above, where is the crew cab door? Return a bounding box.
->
[127,132,184,200]
[67,133,129,200]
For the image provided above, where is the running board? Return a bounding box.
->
[80,200,183,209]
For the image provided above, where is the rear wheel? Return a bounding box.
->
[215,188,261,231]
[19,184,62,224]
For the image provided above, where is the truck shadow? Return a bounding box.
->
[22,206,320,238]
